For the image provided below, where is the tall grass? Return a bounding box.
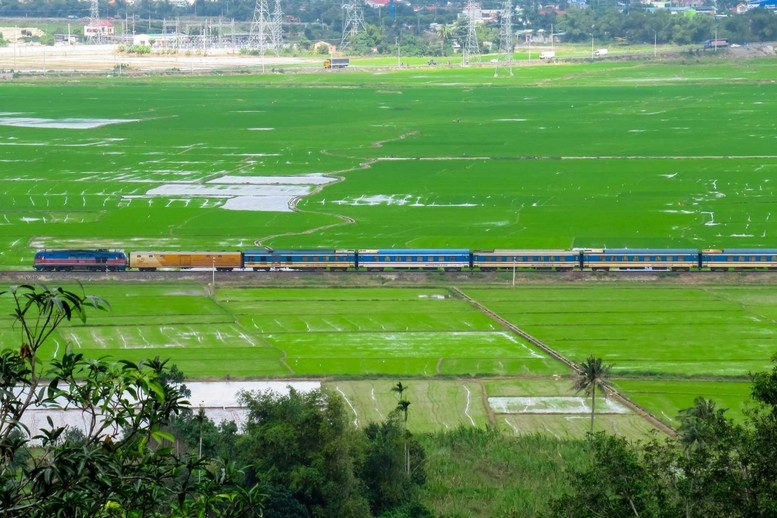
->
[418,427,590,517]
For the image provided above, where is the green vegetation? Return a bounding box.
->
[551,357,777,518]
[463,285,777,378]
[0,284,433,517]
[0,285,264,516]
[3,61,777,268]
[0,285,564,379]
[420,429,591,518]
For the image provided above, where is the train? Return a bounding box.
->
[31,247,777,272]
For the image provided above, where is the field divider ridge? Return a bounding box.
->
[450,287,677,438]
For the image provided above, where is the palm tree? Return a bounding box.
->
[678,396,725,451]
[392,382,411,474]
[392,382,410,421]
[438,24,452,57]
[573,355,613,435]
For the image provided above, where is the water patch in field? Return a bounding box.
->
[0,117,139,129]
[125,174,336,212]
[17,381,320,441]
[489,396,629,414]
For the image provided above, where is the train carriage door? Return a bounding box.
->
[181,255,191,267]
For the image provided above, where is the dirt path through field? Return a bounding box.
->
[451,286,678,437]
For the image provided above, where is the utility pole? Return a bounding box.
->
[341,0,366,50]
[495,0,513,77]
[591,27,594,59]
[462,0,480,65]
[250,0,282,56]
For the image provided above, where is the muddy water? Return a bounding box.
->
[19,380,320,439]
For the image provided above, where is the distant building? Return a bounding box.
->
[747,0,777,9]
[84,20,115,38]
[313,41,337,54]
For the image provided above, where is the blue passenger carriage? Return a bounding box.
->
[472,249,581,271]
[243,249,357,271]
[582,249,700,271]
[701,249,777,270]
[356,249,471,270]
[33,249,128,272]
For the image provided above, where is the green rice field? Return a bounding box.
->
[2,59,777,268]
[4,58,777,437]
[4,278,774,437]
[463,285,777,377]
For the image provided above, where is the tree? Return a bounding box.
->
[0,284,263,516]
[361,413,428,516]
[437,23,452,56]
[392,381,412,475]
[237,387,372,517]
[572,355,613,434]
[552,354,777,518]
[550,433,668,517]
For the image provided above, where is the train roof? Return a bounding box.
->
[243,249,355,254]
[585,248,699,254]
[473,249,579,254]
[703,249,777,253]
[130,250,241,254]
[358,249,470,254]
[35,249,124,255]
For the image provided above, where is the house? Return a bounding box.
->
[84,20,115,38]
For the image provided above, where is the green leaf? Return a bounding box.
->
[151,430,176,445]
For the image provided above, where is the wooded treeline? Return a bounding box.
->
[2,0,777,54]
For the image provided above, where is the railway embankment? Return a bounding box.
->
[3,269,777,287]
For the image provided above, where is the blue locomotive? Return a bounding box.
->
[33,249,128,272]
